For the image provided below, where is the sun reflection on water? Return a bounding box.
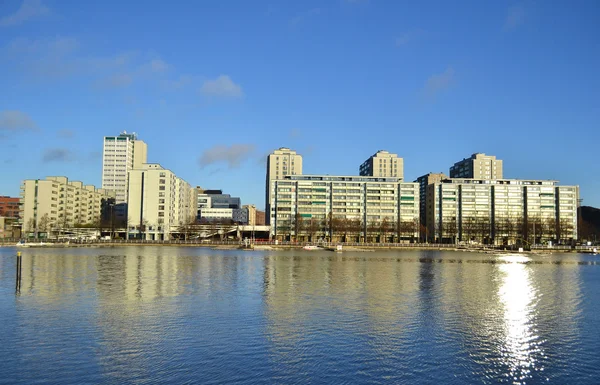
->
[497,255,545,384]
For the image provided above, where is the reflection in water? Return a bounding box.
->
[0,248,596,384]
[497,256,543,383]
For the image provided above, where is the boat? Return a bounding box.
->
[303,245,320,250]
[16,240,51,247]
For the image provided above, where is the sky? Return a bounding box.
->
[1,0,599,210]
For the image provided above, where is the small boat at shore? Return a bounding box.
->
[303,245,320,250]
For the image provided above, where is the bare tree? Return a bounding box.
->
[306,217,320,242]
[37,214,51,238]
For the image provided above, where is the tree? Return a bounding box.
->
[379,217,392,243]
[366,220,379,243]
[347,218,362,243]
[292,213,304,242]
[306,217,320,242]
[441,217,458,244]
[461,216,477,243]
[177,216,197,240]
[37,214,51,238]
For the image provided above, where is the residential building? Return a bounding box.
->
[256,210,266,226]
[266,148,302,224]
[269,175,419,242]
[0,217,19,239]
[415,173,448,236]
[359,150,404,180]
[127,164,196,240]
[449,153,503,179]
[243,204,257,226]
[426,178,578,244]
[101,131,148,222]
[20,177,114,236]
[0,196,20,218]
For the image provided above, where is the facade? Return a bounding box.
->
[359,150,404,180]
[449,153,503,179]
[0,196,20,218]
[101,131,148,221]
[415,173,448,236]
[127,164,196,240]
[243,204,257,226]
[266,148,303,224]
[256,210,266,226]
[426,178,579,244]
[199,208,249,224]
[0,217,19,239]
[269,175,419,242]
[20,177,114,236]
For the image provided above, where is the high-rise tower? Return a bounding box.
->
[265,148,302,224]
[101,131,147,222]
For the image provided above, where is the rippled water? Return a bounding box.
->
[1,247,599,384]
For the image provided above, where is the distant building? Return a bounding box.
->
[359,150,403,180]
[199,208,249,224]
[196,189,243,223]
[449,153,502,179]
[102,131,147,222]
[266,148,303,224]
[243,204,257,226]
[255,210,266,226]
[127,164,196,240]
[0,196,20,218]
[0,217,19,239]
[426,178,578,244]
[20,177,114,236]
[415,173,448,236]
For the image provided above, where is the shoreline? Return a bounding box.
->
[0,242,595,254]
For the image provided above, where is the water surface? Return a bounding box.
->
[1,247,599,384]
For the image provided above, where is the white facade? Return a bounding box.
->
[359,150,404,180]
[20,176,114,234]
[102,132,147,219]
[270,175,419,241]
[427,179,579,244]
[450,153,503,179]
[265,148,303,224]
[127,164,196,240]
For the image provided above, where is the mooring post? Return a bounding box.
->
[15,251,22,293]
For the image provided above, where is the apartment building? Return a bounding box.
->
[449,153,503,179]
[20,177,114,235]
[243,204,257,226]
[127,164,196,240]
[102,131,148,221]
[0,196,20,218]
[269,175,419,242]
[359,150,404,180]
[426,179,578,244]
[415,172,447,235]
[265,148,302,224]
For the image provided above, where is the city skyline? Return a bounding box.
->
[1,0,599,209]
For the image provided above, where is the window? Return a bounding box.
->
[159,186,165,191]
[158,205,165,210]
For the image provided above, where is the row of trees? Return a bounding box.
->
[274,213,419,243]
[434,215,576,245]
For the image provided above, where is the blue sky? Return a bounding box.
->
[1,0,599,210]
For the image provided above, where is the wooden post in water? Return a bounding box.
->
[15,251,22,293]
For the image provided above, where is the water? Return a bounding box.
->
[1,247,599,384]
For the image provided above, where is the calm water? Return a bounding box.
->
[0,247,599,384]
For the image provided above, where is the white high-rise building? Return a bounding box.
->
[101,131,147,221]
[127,164,196,240]
[359,150,404,180]
[265,148,302,224]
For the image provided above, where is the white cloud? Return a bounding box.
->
[201,75,243,98]
[0,110,38,131]
[423,67,455,97]
[505,5,525,30]
[198,144,256,168]
[0,0,49,27]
